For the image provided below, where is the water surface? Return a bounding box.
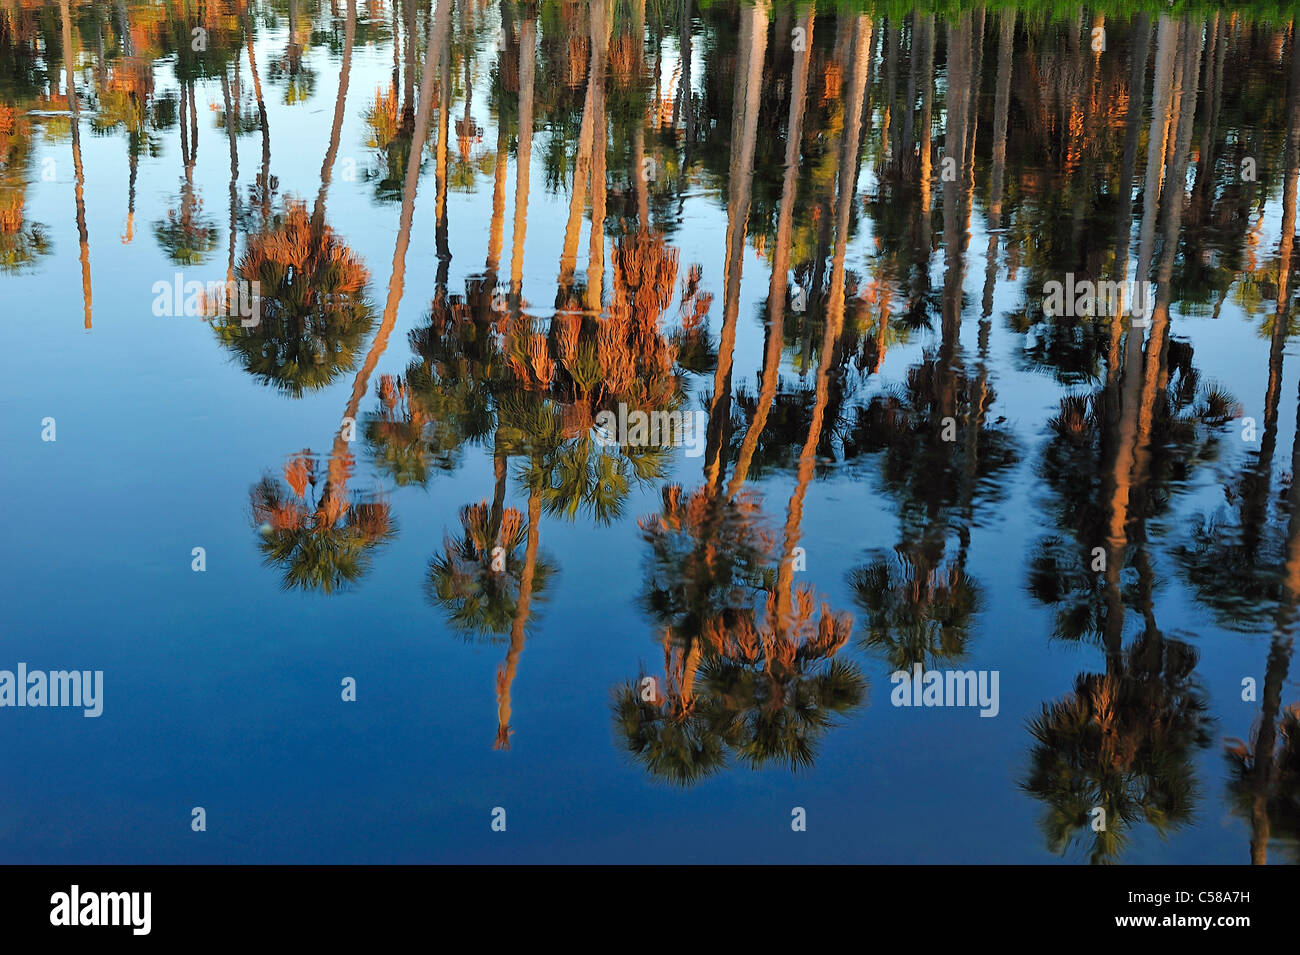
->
[1,0,1298,864]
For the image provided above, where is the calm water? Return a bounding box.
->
[1,0,1298,864]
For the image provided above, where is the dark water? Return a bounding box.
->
[1,0,1298,864]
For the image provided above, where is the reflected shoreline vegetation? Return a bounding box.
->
[2,0,1299,865]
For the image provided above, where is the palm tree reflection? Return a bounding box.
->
[251,450,395,593]
[217,0,373,397]
[247,0,454,593]
[615,6,869,785]
[1020,14,1226,863]
[427,498,554,640]
[220,200,374,396]
[1023,633,1210,864]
